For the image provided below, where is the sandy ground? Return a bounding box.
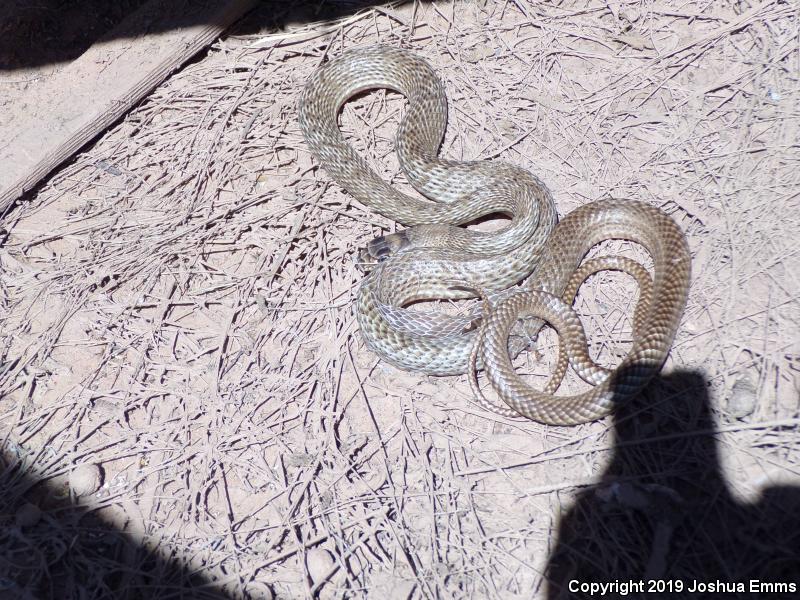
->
[1,1,799,598]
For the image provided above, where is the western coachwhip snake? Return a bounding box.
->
[298,45,691,425]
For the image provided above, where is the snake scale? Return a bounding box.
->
[298,45,691,425]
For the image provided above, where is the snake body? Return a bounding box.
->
[298,45,691,424]
[478,200,690,424]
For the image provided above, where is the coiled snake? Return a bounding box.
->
[298,45,691,425]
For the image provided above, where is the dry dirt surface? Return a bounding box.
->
[1,1,799,599]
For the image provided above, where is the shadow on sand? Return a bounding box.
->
[1,455,232,598]
[545,369,800,599]
[0,0,403,71]
[5,374,797,597]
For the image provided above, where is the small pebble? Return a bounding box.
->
[306,548,335,585]
[728,377,758,419]
[244,581,273,600]
[70,463,103,496]
[463,45,494,63]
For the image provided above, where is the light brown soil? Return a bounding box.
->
[1,1,798,599]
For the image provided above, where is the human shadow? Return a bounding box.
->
[545,369,800,599]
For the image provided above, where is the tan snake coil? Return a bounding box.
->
[298,45,691,425]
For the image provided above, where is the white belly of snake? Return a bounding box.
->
[298,45,691,425]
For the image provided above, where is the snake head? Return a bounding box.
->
[356,231,412,272]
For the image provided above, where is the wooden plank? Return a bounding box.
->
[0,0,258,215]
